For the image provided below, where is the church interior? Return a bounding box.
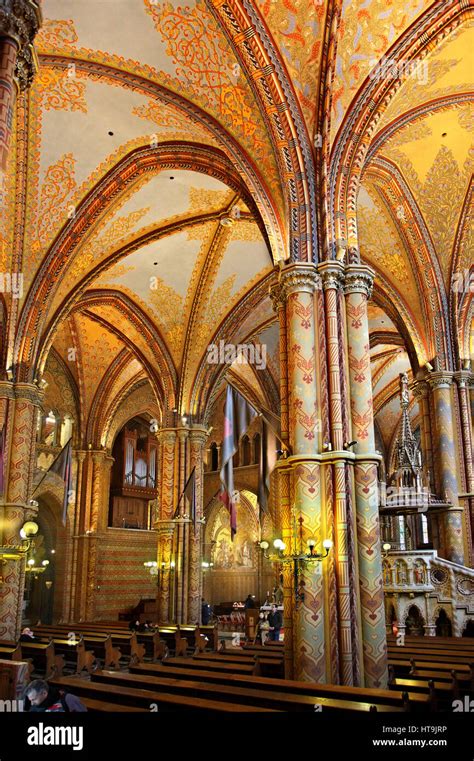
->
[0,0,473,725]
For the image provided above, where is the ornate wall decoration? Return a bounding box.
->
[330,0,434,144]
[33,153,77,253]
[37,67,87,113]
[256,0,325,133]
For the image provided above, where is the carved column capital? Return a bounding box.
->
[317,261,345,291]
[427,371,455,390]
[0,0,42,90]
[74,450,87,465]
[454,370,474,389]
[12,382,43,407]
[278,263,321,300]
[343,265,374,299]
[157,428,177,446]
[188,426,209,447]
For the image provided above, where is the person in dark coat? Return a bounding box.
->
[267,604,282,641]
[201,598,212,625]
[20,627,35,641]
[24,679,87,712]
[244,594,256,609]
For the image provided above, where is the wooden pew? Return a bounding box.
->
[390,667,471,701]
[387,635,474,650]
[129,662,426,711]
[162,657,258,675]
[0,643,22,661]
[80,697,148,712]
[49,675,281,713]
[34,628,124,669]
[35,625,154,663]
[219,645,284,660]
[37,622,217,660]
[92,669,404,713]
[193,651,284,678]
[19,641,64,678]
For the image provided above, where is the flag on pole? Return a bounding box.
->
[0,428,4,497]
[48,439,73,526]
[183,467,196,532]
[258,419,277,517]
[219,385,258,539]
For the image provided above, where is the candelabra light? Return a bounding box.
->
[257,516,333,607]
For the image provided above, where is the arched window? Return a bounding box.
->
[420,514,429,545]
[43,410,59,447]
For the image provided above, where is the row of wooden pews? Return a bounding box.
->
[28,621,218,674]
[47,631,428,713]
[387,634,474,709]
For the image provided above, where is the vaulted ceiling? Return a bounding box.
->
[1,0,472,450]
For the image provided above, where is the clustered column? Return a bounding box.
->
[344,265,388,689]
[320,261,358,686]
[277,263,326,682]
[155,430,176,624]
[428,373,465,565]
[0,382,43,639]
[187,427,208,623]
[455,370,474,553]
[0,0,42,170]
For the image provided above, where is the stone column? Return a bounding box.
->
[0,0,42,170]
[0,382,42,639]
[187,426,208,623]
[413,380,435,489]
[428,373,465,565]
[65,450,85,623]
[344,265,388,688]
[84,451,108,621]
[320,261,356,685]
[280,263,325,682]
[156,429,176,624]
[455,371,474,554]
[270,280,295,678]
[175,427,188,624]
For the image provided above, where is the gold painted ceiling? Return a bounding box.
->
[1,0,472,458]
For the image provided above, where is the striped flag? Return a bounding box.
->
[219,385,258,539]
[258,419,277,517]
[49,439,73,526]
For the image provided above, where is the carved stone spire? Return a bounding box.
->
[395,372,421,482]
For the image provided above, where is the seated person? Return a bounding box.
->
[20,627,35,641]
[24,679,87,712]
[128,618,141,631]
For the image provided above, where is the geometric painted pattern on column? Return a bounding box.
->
[355,462,388,688]
[293,461,325,683]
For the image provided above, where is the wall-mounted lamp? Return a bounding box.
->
[382,543,391,558]
[144,560,158,576]
[343,440,357,450]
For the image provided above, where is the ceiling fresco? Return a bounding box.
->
[1,0,470,459]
